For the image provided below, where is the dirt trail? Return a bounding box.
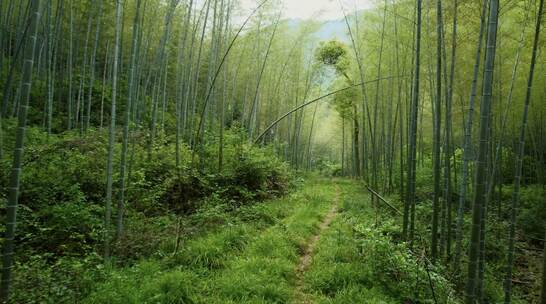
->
[293,188,340,304]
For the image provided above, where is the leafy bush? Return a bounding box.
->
[114,213,177,261]
[10,254,105,304]
[517,185,546,241]
[353,223,458,303]
[0,135,107,210]
[1,124,295,303]
[217,144,293,204]
[0,134,107,255]
[22,202,103,256]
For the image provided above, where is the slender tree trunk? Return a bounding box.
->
[117,0,142,241]
[340,2,373,183]
[431,0,443,263]
[46,0,59,138]
[219,0,231,172]
[85,0,103,132]
[0,0,41,301]
[542,228,546,304]
[67,2,74,130]
[175,0,193,168]
[371,0,388,189]
[188,0,211,152]
[454,0,487,274]
[403,0,422,244]
[504,0,543,301]
[392,0,405,203]
[99,41,110,130]
[478,4,530,298]
[444,0,457,262]
[248,12,281,140]
[76,5,94,134]
[147,0,180,160]
[342,116,345,176]
[465,0,499,301]
[353,104,361,177]
[104,0,123,258]
[306,101,319,170]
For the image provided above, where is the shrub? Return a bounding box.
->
[518,185,546,242]
[353,223,458,303]
[24,202,103,256]
[10,254,105,304]
[217,145,292,204]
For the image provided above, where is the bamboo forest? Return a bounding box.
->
[0,0,545,302]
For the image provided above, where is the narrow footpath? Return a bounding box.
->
[293,188,340,304]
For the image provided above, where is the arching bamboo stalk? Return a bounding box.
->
[254,75,407,144]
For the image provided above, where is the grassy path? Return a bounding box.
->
[82,178,458,304]
[83,177,341,303]
[84,177,456,303]
[300,179,395,303]
[293,187,339,304]
[83,178,448,304]
[199,177,339,303]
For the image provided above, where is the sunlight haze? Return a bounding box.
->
[240,0,374,20]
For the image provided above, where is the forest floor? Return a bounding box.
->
[83,177,420,303]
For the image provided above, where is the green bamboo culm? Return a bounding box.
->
[454,0,488,275]
[431,0,443,263]
[503,0,544,302]
[464,0,499,302]
[0,114,4,160]
[542,228,546,303]
[0,0,41,302]
[116,0,142,241]
[444,0,457,263]
[403,0,422,244]
[104,0,123,258]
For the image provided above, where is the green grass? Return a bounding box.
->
[200,178,337,303]
[82,177,460,304]
[302,179,460,304]
[301,180,397,303]
[82,176,339,304]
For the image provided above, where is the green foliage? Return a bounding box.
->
[83,261,199,304]
[331,86,358,119]
[30,202,103,255]
[215,133,294,204]
[79,178,336,304]
[517,185,546,241]
[114,213,177,261]
[10,254,106,304]
[353,223,456,302]
[315,39,352,93]
[313,159,341,176]
[0,124,294,302]
[315,40,350,75]
[305,181,460,303]
[0,132,108,256]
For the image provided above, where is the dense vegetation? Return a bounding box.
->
[0,0,545,303]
